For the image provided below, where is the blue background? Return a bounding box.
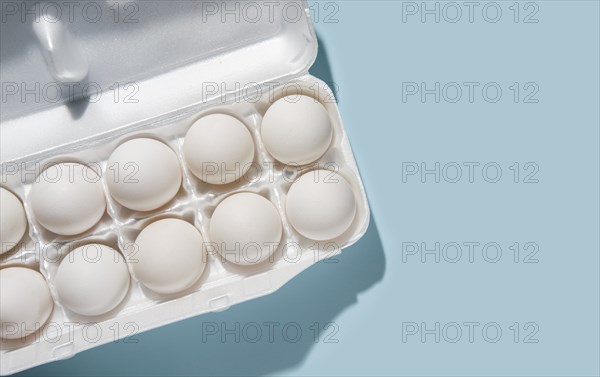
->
[19,1,599,376]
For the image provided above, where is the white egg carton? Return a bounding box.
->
[0,1,369,375]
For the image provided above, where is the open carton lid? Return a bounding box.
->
[0,0,317,162]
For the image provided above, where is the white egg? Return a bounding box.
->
[261,95,333,165]
[132,219,206,295]
[0,187,27,254]
[286,170,356,241]
[29,163,106,236]
[55,244,130,316]
[184,114,255,185]
[106,138,182,212]
[210,192,282,265]
[0,267,54,339]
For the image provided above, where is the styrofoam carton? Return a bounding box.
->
[0,1,369,374]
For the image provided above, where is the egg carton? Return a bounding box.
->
[0,1,369,374]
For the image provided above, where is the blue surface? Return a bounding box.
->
[18,1,599,376]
